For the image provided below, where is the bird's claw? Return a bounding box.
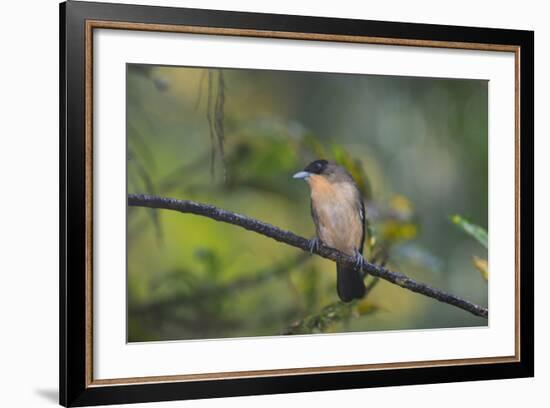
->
[353,249,366,270]
[308,238,320,254]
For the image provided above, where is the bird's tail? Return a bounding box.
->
[336,263,366,302]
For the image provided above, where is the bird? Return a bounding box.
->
[293,159,366,302]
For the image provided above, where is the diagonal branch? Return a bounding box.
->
[128,194,488,319]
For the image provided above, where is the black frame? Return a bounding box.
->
[60,1,534,406]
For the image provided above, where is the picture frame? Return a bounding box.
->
[60,1,534,406]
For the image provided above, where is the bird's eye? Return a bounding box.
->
[305,160,327,174]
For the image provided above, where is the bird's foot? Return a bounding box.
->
[353,249,366,271]
[308,238,320,254]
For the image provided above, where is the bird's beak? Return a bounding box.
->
[293,171,311,180]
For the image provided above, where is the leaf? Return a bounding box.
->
[472,256,489,281]
[380,220,418,242]
[389,195,414,220]
[356,299,381,316]
[451,214,488,248]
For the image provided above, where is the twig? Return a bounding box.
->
[206,71,217,177]
[283,276,382,335]
[128,194,488,319]
[130,253,310,315]
[283,300,361,335]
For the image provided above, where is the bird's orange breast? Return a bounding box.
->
[308,175,363,256]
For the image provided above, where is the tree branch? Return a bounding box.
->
[130,253,310,315]
[128,194,488,319]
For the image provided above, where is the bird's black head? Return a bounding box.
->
[293,159,353,183]
[293,159,332,181]
[304,159,329,175]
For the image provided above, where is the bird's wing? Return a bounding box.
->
[310,200,321,238]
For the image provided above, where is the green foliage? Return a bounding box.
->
[284,297,381,335]
[451,214,488,248]
[330,143,373,200]
[225,135,300,196]
[450,215,489,282]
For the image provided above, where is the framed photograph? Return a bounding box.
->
[60,1,534,406]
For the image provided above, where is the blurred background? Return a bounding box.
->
[127,64,488,342]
